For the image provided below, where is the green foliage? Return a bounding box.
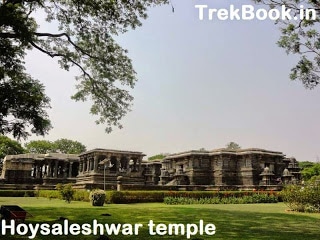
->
[0,135,25,159]
[107,190,280,204]
[0,76,51,139]
[56,183,75,203]
[25,140,54,154]
[164,194,278,205]
[148,153,167,160]
[37,189,90,202]
[301,163,320,181]
[73,190,90,202]
[108,191,165,204]
[281,183,320,213]
[25,138,86,154]
[253,0,320,88]
[53,138,86,154]
[298,161,315,169]
[89,189,106,206]
[225,142,241,150]
[0,0,169,136]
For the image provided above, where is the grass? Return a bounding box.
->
[0,197,320,239]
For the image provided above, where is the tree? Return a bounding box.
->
[25,140,54,154]
[148,153,169,161]
[301,163,320,181]
[225,142,241,150]
[253,0,320,89]
[25,138,86,154]
[0,0,168,138]
[298,161,315,169]
[0,135,25,159]
[53,138,86,154]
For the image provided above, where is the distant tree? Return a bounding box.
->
[53,139,86,154]
[225,142,241,150]
[199,148,207,151]
[298,161,315,169]
[301,163,320,181]
[148,153,168,161]
[0,135,25,159]
[25,140,54,154]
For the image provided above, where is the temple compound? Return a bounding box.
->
[0,147,301,190]
[0,153,79,188]
[74,148,146,189]
[158,148,301,190]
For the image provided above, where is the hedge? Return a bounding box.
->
[107,190,280,204]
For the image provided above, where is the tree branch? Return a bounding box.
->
[34,32,98,59]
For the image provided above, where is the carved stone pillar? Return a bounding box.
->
[54,160,59,178]
[126,156,130,170]
[69,162,73,178]
[63,162,68,178]
[43,164,47,177]
[82,158,86,174]
[115,156,120,173]
[79,160,83,173]
[93,156,98,172]
[138,156,142,171]
[133,158,137,172]
[36,165,40,178]
[47,162,51,177]
[32,165,36,178]
[87,158,90,172]
[91,157,94,171]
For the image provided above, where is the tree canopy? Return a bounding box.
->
[148,153,168,161]
[0,135,25,159]
[25,138,86,154]
[53,138,86,154]
[254,0,320,88]
[0,0,168,139]
[225,142,241,150]
[25,139,54,154]
[299,161,320,181]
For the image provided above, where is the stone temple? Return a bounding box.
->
[158,148,301,190]
[0,147,301,190]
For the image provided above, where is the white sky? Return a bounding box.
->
[23,0,320,161]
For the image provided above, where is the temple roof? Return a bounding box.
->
[79,148,145,157]
[164,148,285,159]
[4,153,79,161]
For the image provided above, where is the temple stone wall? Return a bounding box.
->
[158,148,301,190]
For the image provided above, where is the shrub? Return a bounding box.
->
[163,194,278,205]
[90,190,106,206]
[57,183,75,203]
[281,182,320,213]
[73,190,90,202]
[108,191,165,204]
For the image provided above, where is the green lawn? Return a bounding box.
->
[0,197,319,239]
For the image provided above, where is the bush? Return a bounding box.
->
[163,193,278,205]
[106,190,280,204]
[73,190,90,202]
[281,182,320,213]
[90,189,106,206]
[56,183,75,203]
[108,191,165,204]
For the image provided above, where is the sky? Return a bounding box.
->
[23,0,320,161]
